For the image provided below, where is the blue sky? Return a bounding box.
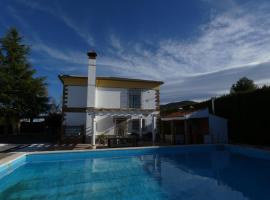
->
[1,0,270,104]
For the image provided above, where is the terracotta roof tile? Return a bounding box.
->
[164,110,194,118]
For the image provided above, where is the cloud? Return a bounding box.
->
[16,0,95,47]
[161,61,270,103]
[110,34,123,53]
[32,42,86,65]
[96,1,270,102]
[8,0,270,103]
[55,9,95,47]
[5,5,87,72]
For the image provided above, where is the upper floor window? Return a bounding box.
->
[129,89,141,109]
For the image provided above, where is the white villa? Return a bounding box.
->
[59,51,164,147]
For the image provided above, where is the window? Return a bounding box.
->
[129,89,141,108]
[132,119,145,131]
[132,120,139,130]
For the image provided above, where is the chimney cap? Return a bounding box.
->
[87,51,97,59]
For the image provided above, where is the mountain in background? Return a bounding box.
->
[160,100,197,116]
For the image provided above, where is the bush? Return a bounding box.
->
[97,134,108,145]
[194,86,270,145]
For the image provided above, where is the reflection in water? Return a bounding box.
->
[1,151,270,200]
[138,151,270,200]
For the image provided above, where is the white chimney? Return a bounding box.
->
[85,51,97,145]
[86,51,97,108]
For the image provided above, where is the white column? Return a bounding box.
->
[139,116,143,139]
[152,115,157,144]
[85,113,92,143]
[170,121,174,144]
[92,117,96,148]
[184,118,188,144]
[85,51,97,144]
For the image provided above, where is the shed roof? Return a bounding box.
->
[161,109,209,121]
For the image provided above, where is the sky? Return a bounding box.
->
[1,0,270,104]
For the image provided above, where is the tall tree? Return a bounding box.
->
[230,77,257,94]
[0,28,48,134]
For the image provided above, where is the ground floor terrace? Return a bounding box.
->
[62,109,160,147]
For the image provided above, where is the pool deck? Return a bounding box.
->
[0,152,26,166]
[0,144,173,167]
[0,141,173,162]
[0,140,171,157]
[1,143,270,166]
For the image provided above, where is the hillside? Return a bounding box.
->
[160,100,197,116]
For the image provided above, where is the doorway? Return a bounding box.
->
[114,117,127,137]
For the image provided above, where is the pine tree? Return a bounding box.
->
[0,28,49,134]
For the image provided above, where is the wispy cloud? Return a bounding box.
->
[8,0,270,103]
[110,34,123,53]
[55,9,95,47]
[162,61,270,102]
[6,5,87,71]
[16,0,95,47]
[97,1,270,102]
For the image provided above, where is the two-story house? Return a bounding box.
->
[59,51,163,148]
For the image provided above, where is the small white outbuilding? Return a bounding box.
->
[161,108,228,144]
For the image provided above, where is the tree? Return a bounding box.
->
[0,28,49,134]
[230,77,257,94]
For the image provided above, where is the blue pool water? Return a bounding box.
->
[1,145,270,200]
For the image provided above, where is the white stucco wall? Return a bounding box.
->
[95,115,115,135]
[144,114,154,132]
[67,86,87,107]
[209,115,228,144]
[66,86,158,110]
[95,87,128,109]
[65,112,86,126]
[141,89,156,109]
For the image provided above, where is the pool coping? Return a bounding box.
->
[0,144,216,166]
[0,153,26,166]
[1,144,270,173]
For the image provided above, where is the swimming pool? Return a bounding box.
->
[0,145,270,200]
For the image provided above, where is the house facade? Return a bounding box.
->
[59,51,163,147]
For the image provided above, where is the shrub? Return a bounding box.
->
[97,134,107,145]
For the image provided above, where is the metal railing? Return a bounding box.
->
[62,125,84,143]
[108,137,137,148]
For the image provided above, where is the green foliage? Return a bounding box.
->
[0,28,49,128]
[195,86,270,145]
[230,77,257,94]
[45,113,62,128]
[97,134,108,145]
